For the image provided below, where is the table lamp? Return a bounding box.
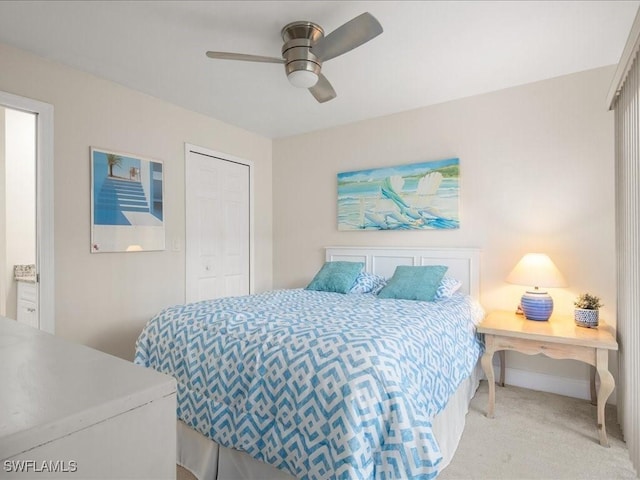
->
[506,253,566,321]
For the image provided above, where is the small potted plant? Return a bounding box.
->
[574,293,603,328]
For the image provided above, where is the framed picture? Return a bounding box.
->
[337,157,460,230]
[90,147,165,252]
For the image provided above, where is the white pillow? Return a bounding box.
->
[349,271,387,295]
[434,276,462,299]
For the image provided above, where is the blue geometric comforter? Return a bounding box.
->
[134,289,484,479]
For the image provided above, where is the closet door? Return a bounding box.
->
[185,146,252,303]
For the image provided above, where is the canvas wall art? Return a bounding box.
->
[337,158,460,230]
[91,147,165,252]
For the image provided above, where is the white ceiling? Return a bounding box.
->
[0,1,637,139]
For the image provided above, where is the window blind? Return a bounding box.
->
[611,9,640,475]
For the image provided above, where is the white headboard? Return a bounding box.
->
[325,246,480,300]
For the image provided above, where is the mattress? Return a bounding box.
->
[135,289,484,479]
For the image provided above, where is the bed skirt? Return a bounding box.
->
[177,362,483,479]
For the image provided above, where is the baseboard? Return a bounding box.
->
[491,361,617,406]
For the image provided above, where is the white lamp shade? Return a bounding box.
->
[287,70,319,88]
[507,253,566,321]
[506,253,566,290]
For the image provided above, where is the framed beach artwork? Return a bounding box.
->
[337,158,460,231]
[90,147,165,252]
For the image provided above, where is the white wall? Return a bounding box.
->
[0,42,273,360]
[273,66,616,399]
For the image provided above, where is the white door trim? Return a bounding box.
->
[184,143,254,300]
[0,90,55,334]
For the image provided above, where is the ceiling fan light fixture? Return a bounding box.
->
[287,69,319,88]
[205,12,383,103]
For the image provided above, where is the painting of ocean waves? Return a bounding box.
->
[338,158,460,230]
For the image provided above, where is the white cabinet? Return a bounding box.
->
[16,280,38,328]
[0,317,177,479]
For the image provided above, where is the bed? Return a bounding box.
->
[135,246,484,479]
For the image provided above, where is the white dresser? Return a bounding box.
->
[16,280,38,329]
[0,317,177,479]
[13,265,38,329]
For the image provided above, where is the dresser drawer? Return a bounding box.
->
[17,300,38,329]
[17,281,37,303]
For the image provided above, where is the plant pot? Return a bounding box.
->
[574,308,599,328]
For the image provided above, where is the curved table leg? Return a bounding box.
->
[481,343,496,418]
[596,348,614,447]
[499,350,506,387]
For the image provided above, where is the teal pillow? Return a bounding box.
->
[306,261,364,294]
[377,265,448,301]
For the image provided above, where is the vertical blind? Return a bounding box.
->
[611,10,640,475]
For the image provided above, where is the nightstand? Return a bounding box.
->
[477,310,618,447]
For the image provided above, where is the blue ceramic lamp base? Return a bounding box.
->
[520,290,553,321]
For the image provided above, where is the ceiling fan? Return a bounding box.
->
[205,12,383,103]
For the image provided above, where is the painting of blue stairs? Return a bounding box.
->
[94,177,150,225]
[91,148,164,252]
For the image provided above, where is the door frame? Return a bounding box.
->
[0,90,54,333]
[184,143,254,302]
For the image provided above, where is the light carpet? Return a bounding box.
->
[439,381,636,479]
[177,381,638,479]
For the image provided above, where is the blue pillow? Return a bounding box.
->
[377,265,448,301]
[306,261,364,294]
[349,271,387,295]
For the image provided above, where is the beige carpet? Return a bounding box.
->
[177,381,637,479]
[440,381,636,479]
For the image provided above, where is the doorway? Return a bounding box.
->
[185,144,253,303]
[0,90,54,333]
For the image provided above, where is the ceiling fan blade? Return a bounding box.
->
[206,51,284,64]
[311,12,383,62]
[309,74,337,103]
